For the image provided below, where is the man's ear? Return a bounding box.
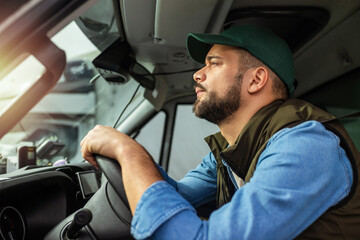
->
[247,67,269,94]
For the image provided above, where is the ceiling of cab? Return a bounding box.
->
[116,0,360,97]
[119,0,232,64]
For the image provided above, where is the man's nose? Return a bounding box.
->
[193,67,206,83]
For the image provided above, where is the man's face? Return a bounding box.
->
[192,44,244,125]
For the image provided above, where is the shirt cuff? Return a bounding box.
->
[131,181,196,239]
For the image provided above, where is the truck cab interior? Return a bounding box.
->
[0,0,359,239]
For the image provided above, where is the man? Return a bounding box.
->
[81,25,360,239]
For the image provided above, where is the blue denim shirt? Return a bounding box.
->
[131,121,353,239]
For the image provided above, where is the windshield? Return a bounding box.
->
[0,56,45,116]
[0,1,145,174]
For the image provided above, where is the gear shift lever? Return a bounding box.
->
[66,208,92,239]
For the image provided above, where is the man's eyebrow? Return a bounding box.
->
[206,55,223,62]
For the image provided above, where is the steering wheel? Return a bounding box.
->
[44,154,134,239]
[95,154,130,208]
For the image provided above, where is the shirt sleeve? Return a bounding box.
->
[131,121,353,240]
[157,152,218,207]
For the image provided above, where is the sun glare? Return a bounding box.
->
[0,55,45,115]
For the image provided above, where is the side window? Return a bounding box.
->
[168,105,218,180]
[135,112,166,163]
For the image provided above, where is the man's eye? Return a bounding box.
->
[210,61,219,66]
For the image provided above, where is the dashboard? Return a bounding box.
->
[0,164,96,240]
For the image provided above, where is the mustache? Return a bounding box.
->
[194,82,206,91]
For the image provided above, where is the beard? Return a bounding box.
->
[193,73,243,125]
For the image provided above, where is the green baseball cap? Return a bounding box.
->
[186,25,296,95]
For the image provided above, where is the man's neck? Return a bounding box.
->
[218,109,253,146]
[219,98,275,146]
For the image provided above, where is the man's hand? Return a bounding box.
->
[80,125,163,214]
[80,125,146,167]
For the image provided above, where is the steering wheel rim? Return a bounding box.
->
[95,154,130,209]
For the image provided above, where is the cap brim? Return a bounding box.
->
[187,33,239,64]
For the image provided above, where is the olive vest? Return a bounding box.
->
[205,99,360,239]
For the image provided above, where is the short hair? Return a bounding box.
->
[236,48,288,100]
